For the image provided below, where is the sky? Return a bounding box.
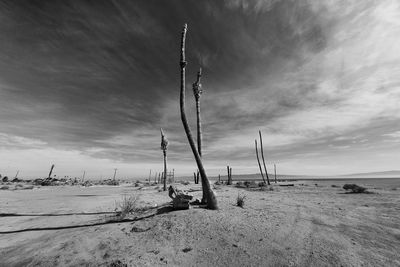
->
[0,0,399,179]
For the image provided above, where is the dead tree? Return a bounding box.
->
[226,166,233,185]
[255,140,266,184]
[160,128,169,191]
[113,168,117,181]
[179,24,217,209]
[274,164,277,183]
[258,131,270,185]
[48,164,55,179]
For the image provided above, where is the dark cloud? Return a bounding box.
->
[0,0,399,176]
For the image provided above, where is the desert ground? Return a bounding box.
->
[1,180,399,267]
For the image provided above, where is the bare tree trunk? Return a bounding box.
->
[163,151,167,191]
[160,128,169,191]
[255,140,266,184]
[193,68,207,203]
[179,24,217,209]
[226,166,231,185]
[274,164,277,183]
[259,131,270,185]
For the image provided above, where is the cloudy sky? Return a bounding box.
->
[0,0,399,179]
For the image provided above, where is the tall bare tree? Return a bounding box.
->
[160,128,169,191]
[179,24,217,209]
[259,131,270,185]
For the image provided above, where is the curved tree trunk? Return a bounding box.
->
[259,131,270,185]
[255,140,266,184]
[179,24,217,210]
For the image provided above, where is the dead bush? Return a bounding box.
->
[116,194,139,218]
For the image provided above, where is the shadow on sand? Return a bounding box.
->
[0,203,175,235]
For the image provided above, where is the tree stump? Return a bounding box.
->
[168,185,193,210]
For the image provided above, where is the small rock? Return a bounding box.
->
[182,247,192,253]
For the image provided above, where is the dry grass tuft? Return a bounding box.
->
[236,193,246,208]
[116,194,139,218]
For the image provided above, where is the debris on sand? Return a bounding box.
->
[168,185,193,210]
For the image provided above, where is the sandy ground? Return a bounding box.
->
[0,182,399,267]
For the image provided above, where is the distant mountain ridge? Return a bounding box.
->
[338,170,400,178]
[209,170,400,180]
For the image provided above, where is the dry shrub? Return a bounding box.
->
[343,184,367,193]
[260,185,274,191]
[116,194,139,218]
[236,193,246,208]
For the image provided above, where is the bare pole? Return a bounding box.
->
[274,164,277,183]
[82,171,86,182]
[255,140,266,184]
[179,24,217,209]
[14,170,19,179]
[259,131,270,185]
